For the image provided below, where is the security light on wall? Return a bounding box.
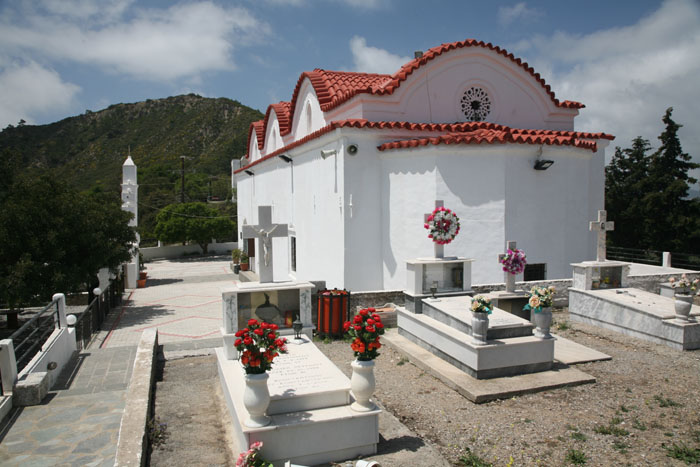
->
[534,159,554,170]
[278,154,293,163]
[244,170,255,176]
[533,146,554,170]
[320,149,337,159]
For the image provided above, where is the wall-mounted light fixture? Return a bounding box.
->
[320,149,337,159]
[347,144,358,155]
[533,145,554,170]
[278,154,293,163]
[534,159,554,170]
[245,169,255,176]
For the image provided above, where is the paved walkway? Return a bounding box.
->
[94,256,236,348]
[0,256,235,466]
[0,346,136,466]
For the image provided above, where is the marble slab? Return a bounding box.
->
[421,295,533,339]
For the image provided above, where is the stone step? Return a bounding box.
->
[397,307,554,379]
[421,296,534,339]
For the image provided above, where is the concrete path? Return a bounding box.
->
[94,256,236,349]
[0,346,136,466]
[0,256,235,466]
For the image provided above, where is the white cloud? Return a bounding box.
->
[498,2,541,27]
[0,1,268,82]
[340,0,389,9]
[0,61,80,128]
[516,0,700,166]
[349,36,411,74]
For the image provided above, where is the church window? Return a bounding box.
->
[460,87,491,122]
[524,263,546,281]
[306,102,313,134]
[290,236,297,272]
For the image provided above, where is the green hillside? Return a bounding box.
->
[0,94,263,243]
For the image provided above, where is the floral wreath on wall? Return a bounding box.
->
[499,248,527,275]
[424,207,461,245]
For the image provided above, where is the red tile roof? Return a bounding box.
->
[246,38,587,158]
[235,119,614,173]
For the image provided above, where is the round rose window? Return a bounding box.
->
[460,87,491,122]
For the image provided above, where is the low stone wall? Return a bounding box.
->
[141,242,238,261]
[114,329,159,467]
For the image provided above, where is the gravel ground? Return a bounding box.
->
[150,308,700,466]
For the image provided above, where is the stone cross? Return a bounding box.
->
[589,210,614,262]
[241,206,288,283]
[425,200,445,258]
[499,240,518,293]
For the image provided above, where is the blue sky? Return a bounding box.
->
[1,0,699,170]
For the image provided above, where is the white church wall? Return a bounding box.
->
[357,49,576,131]
[342,133,385,291]
[290,137,346,287]
[503,146,605,280]
[378,145,508,289]
[248,134,261,162]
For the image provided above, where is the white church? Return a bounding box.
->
[234,38,614,292]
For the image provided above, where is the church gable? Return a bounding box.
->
[244,38,588,160]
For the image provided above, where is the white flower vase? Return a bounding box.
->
[471,312,489,345]
[350,359,376,412]
[534,307,553,339]
[243,372,271,427]
[674,294,694,323]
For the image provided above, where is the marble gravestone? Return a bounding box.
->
[216,335,380,465]
[569,210,700,350]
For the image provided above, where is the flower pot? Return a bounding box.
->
[136,278,146,288]
[534,307,553,339]
[243,372,271,427]
[350,359,376,412]
[471,312,489,345]
[233,264,240,274]
[240,263,249,271]
[674,294,694,322]
[139,271,147,280]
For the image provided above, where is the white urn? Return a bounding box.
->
[243,372,271,427]
[350,359,376,412]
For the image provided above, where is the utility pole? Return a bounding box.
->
[180,156,185,203]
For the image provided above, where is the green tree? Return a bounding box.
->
[154,202,235,254]
[642,108,700,252]
[605,108,699,253]
[605,137,652,248]
[0,174,136,310]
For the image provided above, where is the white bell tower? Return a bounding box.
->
[122,153,139,289]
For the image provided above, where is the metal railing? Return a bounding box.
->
[607,246,700,271]
[9,299,61,373]
[72,276,124,350]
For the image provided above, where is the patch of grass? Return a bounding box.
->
[613,440,630,453]
[610,416,623,425]
[654,395,682,407]
[664,432,675,437]
[459,447,493,467]
[632,418,647,431]
[571,431,588,442]
[664,442,700,464]
[523,418,533,423]
[594,421,629,437]
[565,448,587,465]
[619,405,630,413]
[557,320,571,331]
[147,416,169,447]
[396,356,409,366]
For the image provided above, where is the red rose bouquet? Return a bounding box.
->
[343,308,386,361]
[234,319,288,374]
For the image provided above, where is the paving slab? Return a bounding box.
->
[552,333,612,365]
[94,256,236,349]
[383,329,596,403]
